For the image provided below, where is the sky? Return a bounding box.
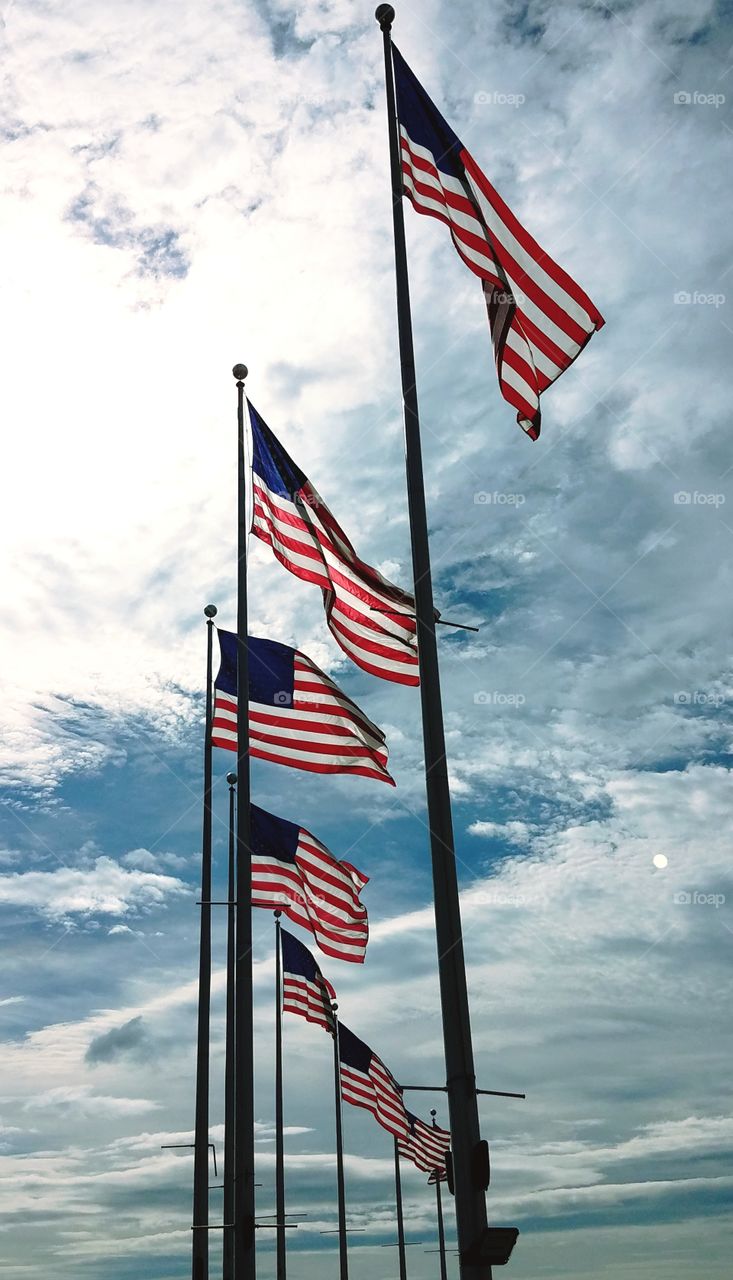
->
[1,0,732,1277]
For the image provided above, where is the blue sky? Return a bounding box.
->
[1,0,732,1277]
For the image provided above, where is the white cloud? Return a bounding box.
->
[467,819,533,844]
[0,857,188,920]
[25,1086,159,1118]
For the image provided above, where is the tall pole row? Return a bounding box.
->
[233,365,256,1280]
[375,7,490,1275]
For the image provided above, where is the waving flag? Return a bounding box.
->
[338,1024,409,1140]
[249,403,419,685]
[398,1109,451,1176]
[212,629,394,785]
[392,45,604,440]
[281,927,336,1033]
[252,804,369,963]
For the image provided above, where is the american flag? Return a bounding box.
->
[398,1109,451,1177]
[212,628,394,785]
[252,803,369,963]
[281,926,336,1034]
[338,1023,409,1140]
[249,402,419,685]
[392,45,604,441]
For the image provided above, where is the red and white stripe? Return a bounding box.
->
[212,653,394,786]
[340,1055,409,1141]
[282,970,336,1034]
[399,127,604,439]
[253,828,369,964]
[398,1114,451,1175]
[252,473,419,685]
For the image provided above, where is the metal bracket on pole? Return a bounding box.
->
[463,1228,520,1267]
[162,1143,218,1178]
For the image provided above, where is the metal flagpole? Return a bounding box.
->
[193,603,218,1280]
[331,1005,349,1280]
[233,364,256,1280]
[431,1112,448,1280]
[375,8,491,1277]
[394,1137,407,1280]
[274,912,286,1280]
[223,771,238,1280]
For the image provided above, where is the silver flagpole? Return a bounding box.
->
[223,771,237,1280]
[394,1136,407,1280]
[232,365,256,1280]
[332,1005,349,1280]
[274,912,286,1280]
[432,1111,448,1280]
[193,603,217,1280]
[375,8,491,1275]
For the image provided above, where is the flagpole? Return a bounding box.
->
[233,364,256,1280]
[223,770,238,1280]
[332,1004,349,1280]
[274,912,286,1280]
[431,1112,448,1280]
[393,1137,407,1280]
[375,8,491,1277]
[193,603,218,1280]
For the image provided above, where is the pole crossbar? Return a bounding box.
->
[400,1086,526,1100]
[369,606,480,632]
[318,1230,367,1235]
